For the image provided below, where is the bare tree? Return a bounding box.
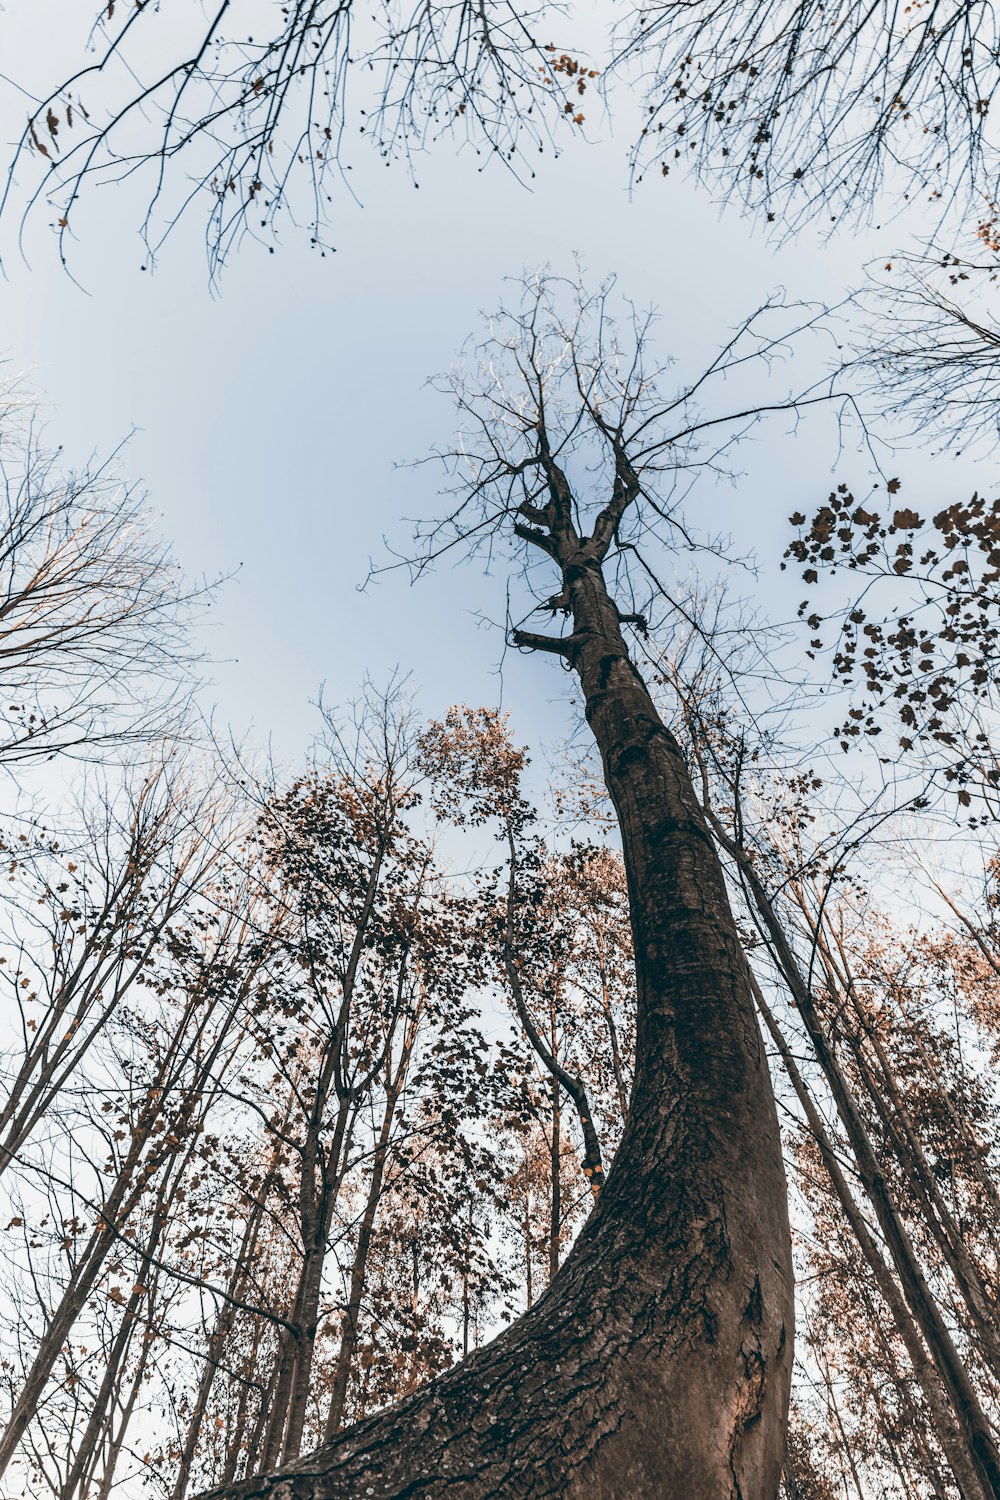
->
[7,0,1000,263]
[653,622,1000,1497]
[0,854,272,1485]
[0,2,592,275]
[0,400,210,766]
[617,0,1000,232]
[0,754,233,1180]
[184,272,828,1500]
[847,248,1000,452]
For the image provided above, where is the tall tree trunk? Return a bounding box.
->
[752,977,988,1500]
[172,1194,271,1500]
[838,993,1000,1381]
[323,1032,414,1441]
[201,545,793,1498]
[462,1202,473,1357]
[225,1330,270,1486]
[523,1170,534,1312]
[548,1068,561,1285]
[865,1283,959,1500]
[260,1091,356,1468]
[813,914,1000,1373]
[500,827,606,1196]
[707,812,1000,1498]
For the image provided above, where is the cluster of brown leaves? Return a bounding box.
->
[783,484,1000,779]
[539,46,598,126]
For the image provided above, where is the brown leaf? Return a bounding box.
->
[892,509,924,530]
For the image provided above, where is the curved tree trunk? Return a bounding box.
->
[500,821,607,1197]
[199,541,793,1499]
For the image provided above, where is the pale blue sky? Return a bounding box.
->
[0,1,983,768]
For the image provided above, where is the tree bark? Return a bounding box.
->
[199,537,793,1498]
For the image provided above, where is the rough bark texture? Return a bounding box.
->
[200,544,793,1499]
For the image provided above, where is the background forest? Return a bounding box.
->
[3,1,1000,1498]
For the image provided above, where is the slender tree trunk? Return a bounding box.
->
[281,1095,357,1460]
[201,544,793,1498]
[710,816,1000,1498]
[840,999,1000,1381]
[64,1309,141,1500]
[816,1349,866,1500]
[62,1188,174,1500]
[92,1277,159,1500]
[173,1195,271,1500]
[323,1050,411,1440]
[814,917,1000,1367]
[548,1069,561,1285]
[0,1137,159,1480]
[523,1172,534,1312]
[0,959,252,1481]
[752,978,988,1500]
[462,1202,473,1358]
[866,1288,957,1500]
[258,1124,327,1470]
[501,832,605,1196]
[260,1092,355,1468]
[226,1331,270,1486]
[896,985,1000,1222]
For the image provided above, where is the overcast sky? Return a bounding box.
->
[1,2,982,776]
